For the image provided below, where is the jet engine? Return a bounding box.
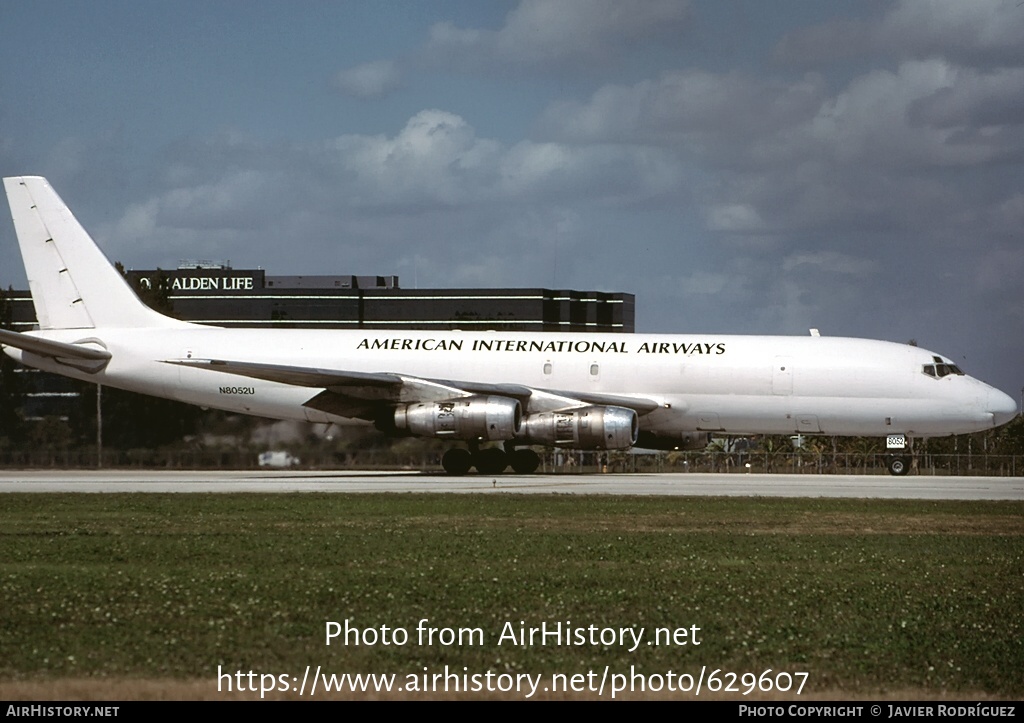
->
[518,405,638,449]
[393,395,521,441]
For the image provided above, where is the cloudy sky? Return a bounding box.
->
[0,0,1021,397]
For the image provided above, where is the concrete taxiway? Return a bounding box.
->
[0,469,1021,500]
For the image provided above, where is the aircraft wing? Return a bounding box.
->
[0,328,111,372]
[167,357,661,418]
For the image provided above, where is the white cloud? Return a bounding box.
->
[706,204,765,233]
[675,271,729,296]
[908,67,1024,128]
[93,110,681,276]
[536,55,1024,245]
[544,60,1020,170]
[333,60,402,99]
[990,193,1024,233]
[776,0,1024,68]
[537,69,824,160]
[329,110,503,205]
[782,251,878,276]
[325,109,678,207]
[879,0,1024,66]
[427,0,691,68]
[973,244,1024,293]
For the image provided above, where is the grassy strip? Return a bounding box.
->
[1,494,1021,696]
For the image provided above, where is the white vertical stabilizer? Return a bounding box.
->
[3,176,183,330]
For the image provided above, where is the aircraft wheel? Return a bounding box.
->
[474,447,509,475]
[510,449,541,474]
[442,448,473,476]
[887,455,910,476]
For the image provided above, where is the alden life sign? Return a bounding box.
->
[138,274,257,292]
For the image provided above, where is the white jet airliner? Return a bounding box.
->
[1,176,1017,475]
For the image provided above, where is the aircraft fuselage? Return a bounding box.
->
[10,326,1012,441]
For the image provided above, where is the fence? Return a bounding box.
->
[0,448,1020,476]
[610,451,1022,477]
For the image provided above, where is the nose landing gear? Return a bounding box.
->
[887,455,910,476]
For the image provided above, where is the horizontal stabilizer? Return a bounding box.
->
[0,328,111,372]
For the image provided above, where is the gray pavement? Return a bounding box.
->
[0,469,1021,499]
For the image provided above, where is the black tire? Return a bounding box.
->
[509,448,541,474]
[888,455,910,476]
[442,448,473,476]
[474,447,509,475]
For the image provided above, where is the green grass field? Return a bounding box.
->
[1,494,1021,699]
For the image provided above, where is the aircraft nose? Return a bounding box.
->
[987,387,1018,428]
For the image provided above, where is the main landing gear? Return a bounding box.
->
[441,442,542,476]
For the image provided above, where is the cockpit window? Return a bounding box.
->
[922,361,964,378]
